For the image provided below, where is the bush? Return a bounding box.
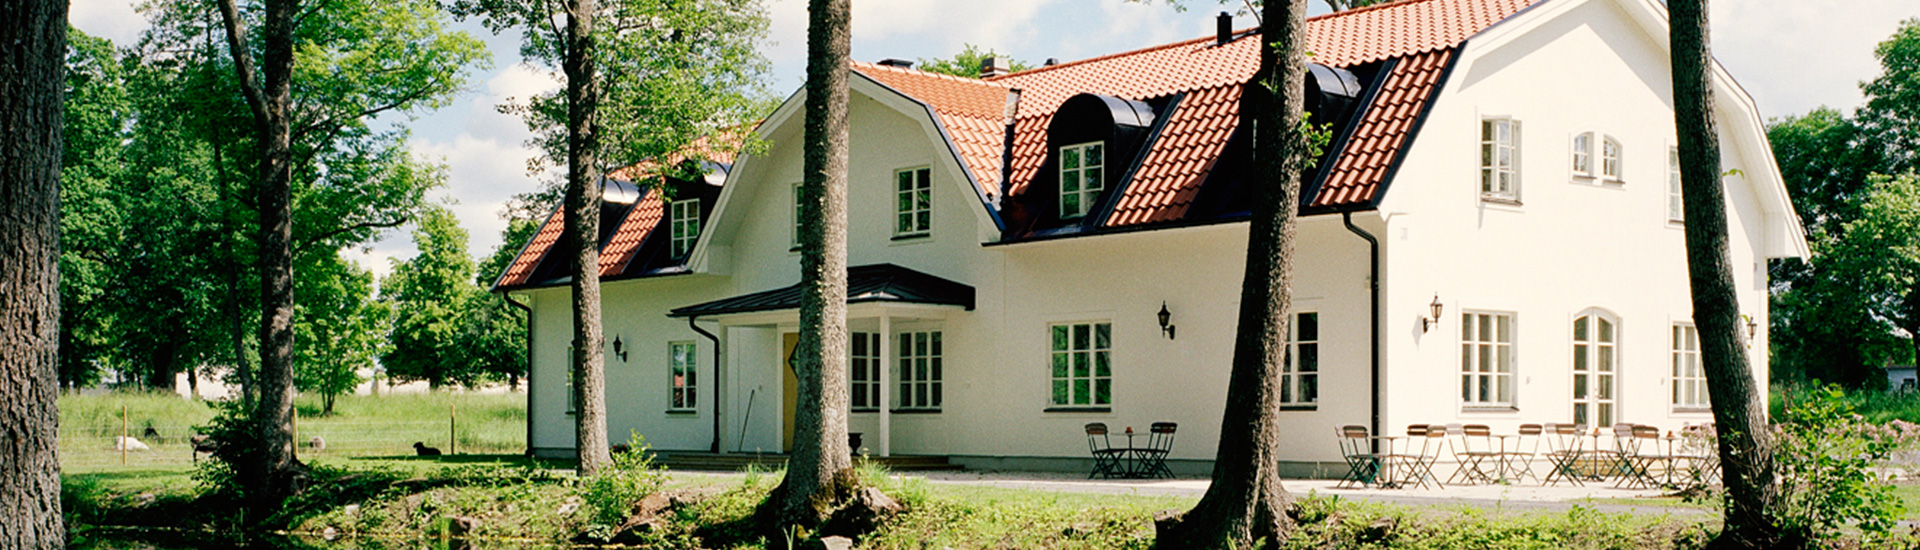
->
[1772,384,1918,541]
[577,432,667,540]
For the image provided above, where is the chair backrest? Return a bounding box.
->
[1631,425,1663,455]
[1518,423,1543,436]
[1611,423,1639,454]
[1514,423,1542,453]
[1337,425,1367,457]
[1085,423,1111,453]
[1149,422,1178,451]
[1456,424,1493,453]
[1544,422,1579,453]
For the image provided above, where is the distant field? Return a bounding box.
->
[59,391,526,474]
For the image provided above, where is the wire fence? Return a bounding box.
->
[61,406,524,470]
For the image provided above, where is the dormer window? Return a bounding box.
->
[1059,141,1105,219]
[895,167,931,237]
[1571,132,1593,177]
[1601,136,1623,181]
[670,198,700,257]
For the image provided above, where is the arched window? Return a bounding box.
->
[1572,311,1618,426]
[1601,136,1623,180]
[1571,132,1593,177]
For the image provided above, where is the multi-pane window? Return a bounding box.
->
[1059,142,1105,218]
[1667,148,1685,221]
[1672,324,1708,409]
[1571,132,1593,177]
[791,183,804,247]
[1461,312,1515,408]
[849,332,880,411]
[1480,118,1520,200]
[1281,312,1319,406]
[1601,136,1623,181]
[1572,314,1617,426]
[1050,322,1111,407]
[669,341,697,411]
[670,198,700,257]
[895,168,931,237]
[898,331,942,410]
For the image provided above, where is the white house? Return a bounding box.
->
[493,0,1806,475]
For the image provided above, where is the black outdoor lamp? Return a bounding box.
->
[1422,294,1444,333]
[612,335,629,363]
[1158,302,1176,340]
[1744,315,1757,340]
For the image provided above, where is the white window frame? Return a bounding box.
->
[669,341,697,411]
[849,332,881,412]
[1571,312,1618,427]
[1671,324,1708,410]
[1058,141,1106,219]
[1667,147,1685,222]
[670,198,700,258]
[894,167,932,238]
[897,331,942,410]
[1049,321,1112,408]
[791,182,804,248]
[1480,117,1520,201]
[1281,312,1319,407]
[1571,132,1594,178]
[1461,311,1516,409]
[1601,135,1623,181]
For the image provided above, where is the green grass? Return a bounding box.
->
[59,391,526,474]
[1772,384,1920,424]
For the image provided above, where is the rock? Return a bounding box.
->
[557,496,582,516]
[447,515,480,536]
[321,526,339,541]
[343,504,360,515]
[113,436,150,451]
[821,487,904,538]
[1360,516,1397,543]
[819,536,854,550]
[1062,521,1098,538]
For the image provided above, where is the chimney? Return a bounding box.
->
[980,56,1011,78]
[1217,12,1233,46]
[878,58,914,69]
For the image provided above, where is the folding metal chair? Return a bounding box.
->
[1085,423,1125,479]
[1447,424,1500,485]
[1390,424,1446,489]
[1542,422,1587,486]
[1335,425,1384,488]
[1502,423,1543,483]
[1140,422,1178,479]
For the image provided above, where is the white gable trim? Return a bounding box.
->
[1459,0,1809,259]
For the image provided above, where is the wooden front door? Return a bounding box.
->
[781,332,799,453]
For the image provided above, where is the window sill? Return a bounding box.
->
[666,409,698,416]
[1666,218,1685,226]
[1479,196,1523,206]
[1045,407,1112,413]
[1602,178,1624,185]
[1280,405,1319,411]
[1461,406,1519,413]
[1671,407,1712,414]
[890,233,930,242]
[1571,173,1595,180]
[889,408,941,414]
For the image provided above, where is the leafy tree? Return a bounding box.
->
[1670,0,1788,546]
[294,253,386,414]
[1153,0,1307,547]
[449,0,767,476]
[1838,174,1920,371]
[758,0,857,534]
[471,218,540,389]
[0,0,68,544]
[1319,0,1386,11]
[382,206,482,390]
[915,44,1030,77]
[60,28,132,390]
[1859,19,1920,175]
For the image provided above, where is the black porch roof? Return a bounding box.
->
[668,264,975,318]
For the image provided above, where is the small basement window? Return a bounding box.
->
[1059,141,1105,219]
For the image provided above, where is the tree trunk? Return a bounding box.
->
[762,0,856,533]
[0,0,67,545]
[216,0,304,510]
[1669,1,1786,547]
[562,0,611,478]
[1153,2,1306,548]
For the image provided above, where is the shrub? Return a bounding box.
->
[577,432,668,540]
[1772,384,1919,541]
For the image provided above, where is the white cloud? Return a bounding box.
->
[1715,0,1920,118]
[71,0,143,46]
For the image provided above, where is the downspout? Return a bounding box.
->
[1341,211,1381,453]
[689,315,722,453]
[505,293,534,456]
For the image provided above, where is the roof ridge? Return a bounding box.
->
[851,60,1012,89]
[987,0,1458,82]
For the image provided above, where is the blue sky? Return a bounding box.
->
[70,0,1920,277]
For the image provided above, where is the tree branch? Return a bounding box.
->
[215,0,271,132]
[294,216,413,257]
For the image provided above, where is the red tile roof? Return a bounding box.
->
[599,189,664,276]
[1313,48,1456,208]
[496,207,566,288]
[1106,84,1242,226]
[854,62,1014,195]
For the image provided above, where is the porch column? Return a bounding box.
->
[878,314,892,457]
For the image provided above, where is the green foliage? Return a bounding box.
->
[916,44,1033,78]
[1771,384,1912,541]
[381,206,526,389]
[578,434,668,540]
[1861,18,1920,174]
[293,253,387,413]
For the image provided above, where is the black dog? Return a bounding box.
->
[413,442,443,456]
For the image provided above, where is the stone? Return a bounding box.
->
[821,487,904,538]
[447,515,480,536]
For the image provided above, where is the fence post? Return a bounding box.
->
[449,404,457,455]
[121,404,128,466]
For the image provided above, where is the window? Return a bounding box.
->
[1059,141,1105,218]
[670,198,700,257]
[1571,132,1593,177]
[1601,136,1623,181]
[1667,148,1684,221]
[791,183,804,248]
[1050,322,1111,408]
[669,341,697,411]
[895,168,931,237]
[1480,118,1520,200]
[1572,313,1617,426]
[1281,312,1319,407]
[1672,324,1707,409]
[898,331,942,410]
[850,332,880,411]
[1461,312,1515,408]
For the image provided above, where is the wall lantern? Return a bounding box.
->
[1421,294,1444,333]
[612,335,629,363]
[1743,315,1757,340]
[1158,302,1177,340]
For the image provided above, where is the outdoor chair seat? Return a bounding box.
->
[1084,423,1127,479]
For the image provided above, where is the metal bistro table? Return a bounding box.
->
[1114,425,1176,479]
